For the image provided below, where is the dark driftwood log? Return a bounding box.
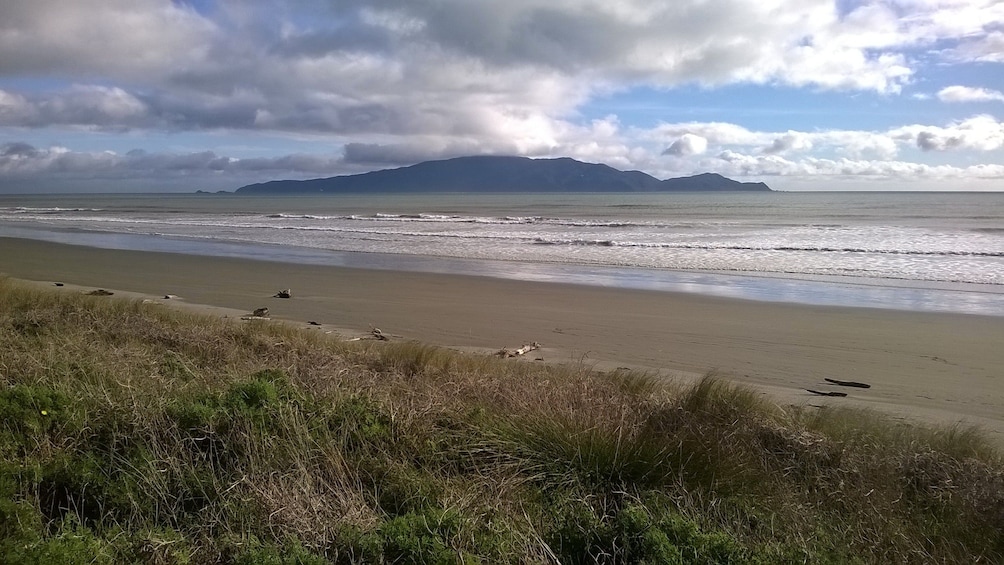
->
[824,378,871,389]
[806,389,848,397]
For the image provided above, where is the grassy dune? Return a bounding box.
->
[1,278,1002,564]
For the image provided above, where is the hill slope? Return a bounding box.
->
[236,155,771,194]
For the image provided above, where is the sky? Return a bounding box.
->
[1,0,1004,193]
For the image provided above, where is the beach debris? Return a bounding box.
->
[308,321,321,326]
[53,282,64,287]
[824,378,871,389]
[86,289,114,296]
[163,294,180,300]
[241,307,271,321]
[274,289,292,298]
[496,342,541,358]
[371,327,389,341]
[806,389,848,397]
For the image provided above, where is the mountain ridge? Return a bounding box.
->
[235,155,771,194]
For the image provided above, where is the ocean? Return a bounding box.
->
[1,191,1003,316]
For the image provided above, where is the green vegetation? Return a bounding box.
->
[1,278,1002,563]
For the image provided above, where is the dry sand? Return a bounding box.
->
[4,236,1004,446]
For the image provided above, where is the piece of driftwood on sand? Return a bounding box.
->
[824,378,871,388]
[242,307,270,320]
[496,342,541,358]
[345,327,399,341]
[806,389,848,397]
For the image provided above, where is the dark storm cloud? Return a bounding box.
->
[1,142,40,157]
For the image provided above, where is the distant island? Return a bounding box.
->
[235,156,771,194]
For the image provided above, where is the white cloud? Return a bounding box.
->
[711,150,1004,180]
[0,0,215,79]
[937,27,1004,64]
[937,85,1004,103]
[651,115,1004,161]
[650,122,765,146]
[763,132,813,155]
[891,115,1004,152]
[663,134,708,156]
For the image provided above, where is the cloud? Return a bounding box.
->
[651,122,765,146]
[3,111,1004,193]
[940,30,1004,63]
[651,115,1004,160]
[2,2,1004,191]
[3,0,996,140]
[712,150,1004,180]
[342,140,503,166]
[937,86,1004,103]
[1,141,40,158]
[0,86,149,128]
[0,143,344,179]
[0,0,215,79]
[891,115,1004,152]
[763,132,813,155]
[663,134,708,156]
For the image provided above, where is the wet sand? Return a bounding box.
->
[4,236,1003,446]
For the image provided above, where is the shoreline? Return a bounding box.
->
[3,236,1004,447]
[3,225,1004,317]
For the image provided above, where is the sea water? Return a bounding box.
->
[1,191,1002,316]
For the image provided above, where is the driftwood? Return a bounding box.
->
[252,307,269,317]
[345,327,400,341]
[806,389,848,397]
[86,289,114,296]
[274,289,291,298]
[496,342,541,358]
[824,378,871,389]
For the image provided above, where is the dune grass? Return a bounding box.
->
[0,278,1002,563]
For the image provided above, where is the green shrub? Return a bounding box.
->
[234,539,328,565]
[0,384,72,454]
[371,463,442,516]
[223,372,285,414]
[380,508,463,565]
[550,500,757,564]
[324,396,394,452]
[331,524,384,564]
[0,520,116,565]
[36,456,137,528]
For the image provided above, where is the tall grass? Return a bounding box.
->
[1,278,1002,563]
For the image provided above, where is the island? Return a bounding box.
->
[235,155,771,194]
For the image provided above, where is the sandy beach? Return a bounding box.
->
[3,236,1004,446]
